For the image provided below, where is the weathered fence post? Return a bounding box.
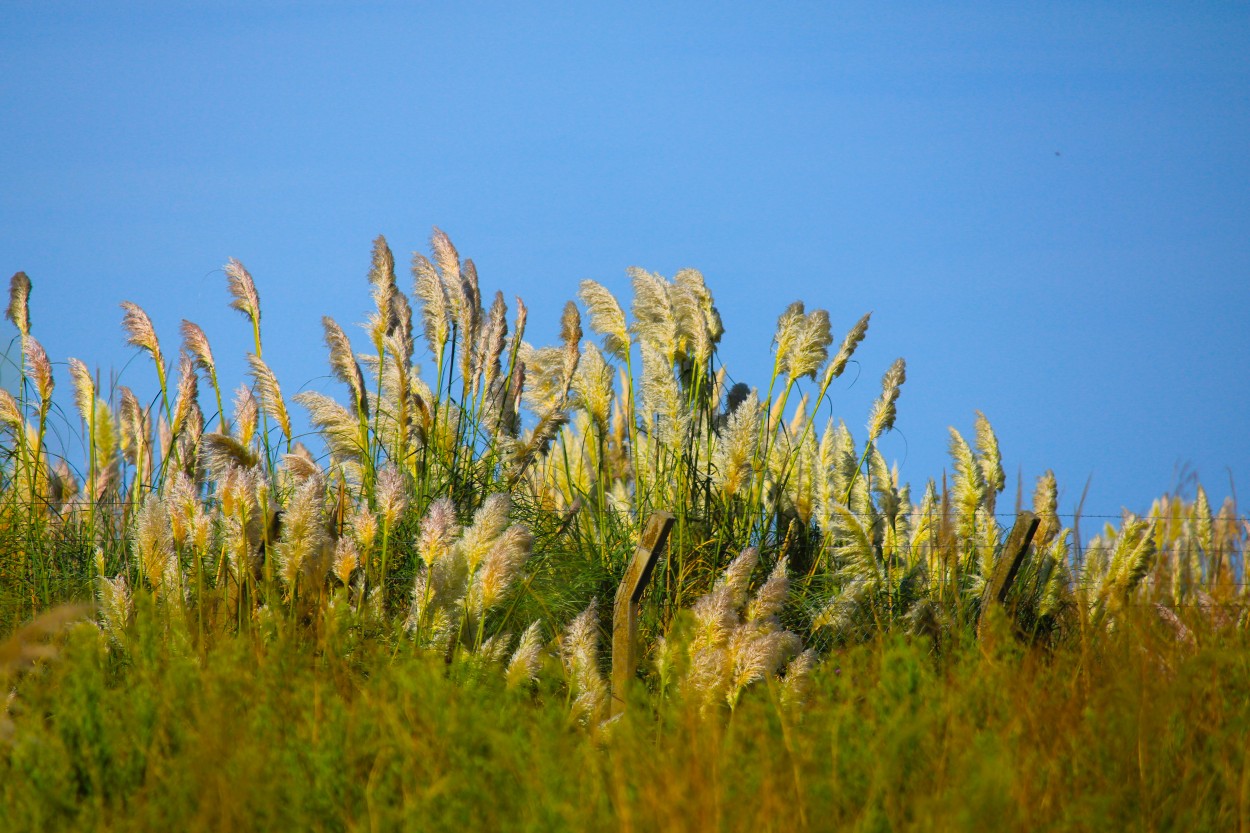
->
[978,510,1040,638]
[611,511,675,717]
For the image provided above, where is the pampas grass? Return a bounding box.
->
[3,231,1243,659]
[1,231,1249,833]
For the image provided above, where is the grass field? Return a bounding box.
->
[2,232,1246,830]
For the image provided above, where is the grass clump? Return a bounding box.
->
[1,231,1248,829]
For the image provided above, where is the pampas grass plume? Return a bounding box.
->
[866,357,906,442]
[746,555,790,622]
[322,316,368,419]
[333,537,360,587]
[247,353,292,442]
[232,384,259,447]
[180,320,217,380]
[375,465,408,528]
[67,358,96,426]
[412,251,451,358]
[578,279,630,361]
[5,271,31,337]
[23,335,53,404]
[712,390,760,499]
[225,258,261,327]
[827,312,871,381]
[171,352,199,436]
[506,621,545,689]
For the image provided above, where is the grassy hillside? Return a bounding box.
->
[1,232,1246,830]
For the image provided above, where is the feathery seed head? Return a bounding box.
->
[118,386,148,468]
[375,465,408,527]
[67,358,95,426]
[322,316,369,420]
[563,603,608,724]
[430,227,462,294]
[506,621,545,689]
[388,290,414,359]
[827,312,871,381]
[179,320,216,380]
[562,600,600,671]
[412,252,451,357]
[120,301,164,367]
[6,271,31,337]
[559,305,583,401]
[974,410,1005,496]
[689,587,738,655]
[171,352,199,436]
[578,279,630,361]
[772,301,806,372]
[350,507,378,553]
[97,573,133,647]
[470,524,532,617]
[630,268,680,362]
[246,353,291,442]
[727,627,802,708]
[225,258,261,325]
[456,261,482,385]
[477,634,511,664]
[639,342,688,445]
[474,492,513,537]
[572,343,615,434]
[276,476,326,590]
[746,556,790,622]
[0,389,20,430]
[198,433,259,482]
[22,336,53,405]
[1193,486,1214,556]
[674,268,723,342]
[292,391,362,465]
[166,471,198,548]
[948,426,985,540]
[333,537,360,587]
[686,642,731,705]
[518,343,568,414]
[780,649,816,709]
[368,235,397,293]
[192,512,212,553]
[672,268,722,366]
[281,451,323,483]
[512,295,528,346]
[232,384,258,447]
[784,307,834,381]
[134,497,174,591]
[458,493,512,571]
[461,257,481,329]
[418,497,460,566]
[561,602,607,721]
[866,357,906,442]
[712,389,761,498]
[718,546,760,609]
[480,291,509,389]
[1032,470,1060,544]
[217,464,246,518]
[560,300,582,348]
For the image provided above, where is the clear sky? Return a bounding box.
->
[2,2,1247,523]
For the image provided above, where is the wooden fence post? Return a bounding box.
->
[978,510,1040,638]
[611,511,675,717]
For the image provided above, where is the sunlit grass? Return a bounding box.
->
[1,232,1246,829]
[2,606,1246,831]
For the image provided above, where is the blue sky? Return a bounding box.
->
[2,2,1247,523]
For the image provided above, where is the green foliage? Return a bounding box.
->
[1,611,1247,831]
